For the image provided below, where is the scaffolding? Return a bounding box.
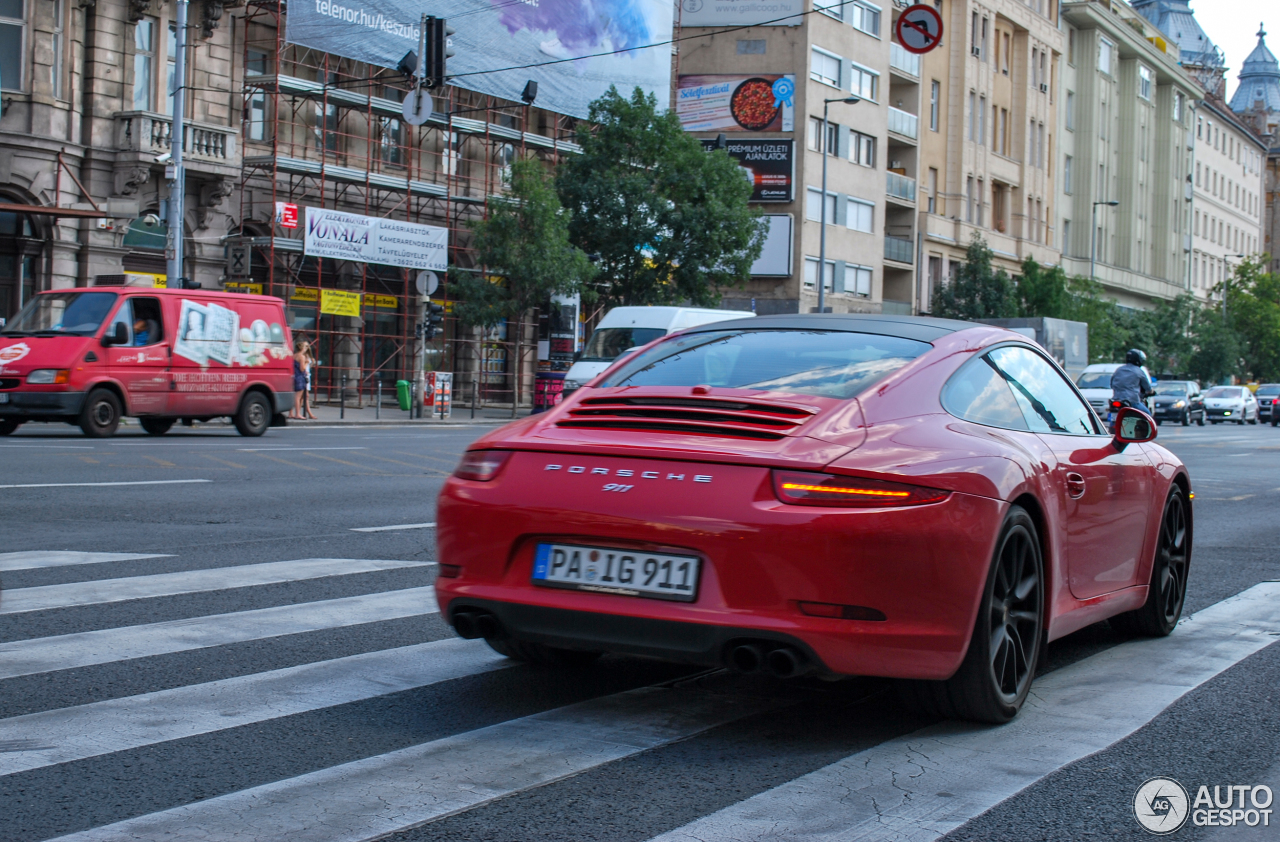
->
[233,0,585,409]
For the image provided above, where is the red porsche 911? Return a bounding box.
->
[435,315,1192,723]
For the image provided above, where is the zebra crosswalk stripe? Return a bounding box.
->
[0,557,432,614]
[0,551,173,572]
[43,681,789,842]
[0,586,439,680]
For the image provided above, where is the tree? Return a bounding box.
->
[452,157,597,413]
[1186,306,1243,385]
[931,236,1017,320]
[557,87,766,309]
[1220,256,1280,381]
[1016,258,1074,320]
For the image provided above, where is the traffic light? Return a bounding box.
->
[424,302,445,340]
[424,17,456,89]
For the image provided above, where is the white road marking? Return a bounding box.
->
[0,479,213,489]
[0,551,172,573]
[0,557,432,615]
[236,447,369,451]
[349,522,437,533]
[44,679,785,842]
[646,581,1280,842]
[0,638,508,777]
[0,587,439,680]
[0,445,95,449]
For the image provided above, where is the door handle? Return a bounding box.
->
[1065,472,1086,499]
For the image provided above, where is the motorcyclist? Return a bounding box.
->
[1111,349,1154,417]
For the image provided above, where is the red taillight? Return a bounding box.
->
[798,601,887,621]
[1110,400,1123,410]
[453,450,512,482]
[772,470,949,508]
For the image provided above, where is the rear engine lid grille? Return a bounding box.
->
[557,395,819,440]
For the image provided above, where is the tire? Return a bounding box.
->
[79,388,121,438]
[1181,410,1190,427]
[896,506,1044,724]
[0,418,20,436]
[140,417,174,435]
[1197,414,1206,427]
[486,637,602,668]
[1111,487,1190,637]
[233,392,271,437]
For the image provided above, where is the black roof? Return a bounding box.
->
[682,313,983,343]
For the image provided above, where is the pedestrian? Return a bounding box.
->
[290,340,307,419]
[302,341,318,420]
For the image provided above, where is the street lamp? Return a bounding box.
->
[817,95,860,314]
[1089,200,1119,283]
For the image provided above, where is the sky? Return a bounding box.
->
[1191,0,1276,101]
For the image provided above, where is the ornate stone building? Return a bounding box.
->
[1229,27,1280,274]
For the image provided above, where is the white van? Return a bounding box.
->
[562,306,755,394]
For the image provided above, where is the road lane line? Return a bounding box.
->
[645,581,1280,842]
[0,558,432,615]
[248,452,317,470]
[0,638,509,777]
[349,522,437,533]
[201,454,247,469]
[0,552,172,573]
[237,447,369,451]
[304,452,371,468]
[42,679,786,842]
[142,455,177,467]
[0,587,439,680]
[0,479,212,489]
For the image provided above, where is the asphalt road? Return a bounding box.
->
[1,419,1278,841]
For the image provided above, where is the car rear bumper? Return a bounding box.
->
[0,391,85,417]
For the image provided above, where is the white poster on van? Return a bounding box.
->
[303,207,448,271]
[174,299,240,367]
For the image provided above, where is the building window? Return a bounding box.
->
[808,117,839,154]
[850,130,875,167]
[965,176,974,223]
[968,91,976,140]
[846,198,874,233]
[805,187,838,223]
[804,256,836,291]
[849,0,880,36]
[1065,91,1075,130]
[1038,123,1045,168]
[971,12,980,57]
[133,18,156,111]
[849,62,878,100]
[811,47,842,88]
[0,0,24,92]
[379,116,403,165]
[930,80,940,131]
[977,178,984,226]
[816,0,842,20]
[927,167,938,214]
[1068,28,1076,65]
[1098,37,1113,75]
[1062,219,1071,250]
[978,95,986,144]
[981,16,989,60]
[1040,49,1047,91]
[846,264,873,296]
[1138,66,1153,101]
[1063,155,1072,194]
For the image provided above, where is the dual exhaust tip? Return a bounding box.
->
[453,609,501,641]
[728,642,811,679]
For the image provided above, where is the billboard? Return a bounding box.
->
[286,0,673,120]
[701,138,793,202]
[679,0,802,27]
[303,207,448,271]
[677,74,794,132]
[749,214,793,277]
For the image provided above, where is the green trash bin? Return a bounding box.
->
[395,380,412,412]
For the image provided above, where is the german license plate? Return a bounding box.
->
[532,543,700,602]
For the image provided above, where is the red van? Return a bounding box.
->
[0,287,294,437]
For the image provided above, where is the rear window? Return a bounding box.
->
[1205,387,1241,399]
[580,327,666,362]
[1075,371,1113,389]
[597,329,931,400]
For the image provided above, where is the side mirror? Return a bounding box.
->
[1113,407,1157,451]
[101,322,127,347]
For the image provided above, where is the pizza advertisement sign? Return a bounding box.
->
[676,74,795,133]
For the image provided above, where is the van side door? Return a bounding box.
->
[103,296,171,415]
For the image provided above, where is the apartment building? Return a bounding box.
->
[1229,27,1280,274]
[917,0,1064,311]
[678,1,920,314]
[0,0,240,319]
[1056,0,1201,309]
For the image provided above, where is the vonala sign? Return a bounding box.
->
[303,208,448,272]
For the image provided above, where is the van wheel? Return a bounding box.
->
[140,417,174,435]
[79,388,121,437]
[234,392,271,437]
[0,418,20,436]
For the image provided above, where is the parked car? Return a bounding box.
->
[1255,383,1280,423]
[561,307,755,397]
[1204,385,1259,425]
[0,286,294,437]
[1152,381,1205,426]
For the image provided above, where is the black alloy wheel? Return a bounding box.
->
[897,506,1043,724]
[234,392,271,437]
[0,418,20,436]
[79,388,121,437]
[140,417,174,435]
[1112,487,1190,637]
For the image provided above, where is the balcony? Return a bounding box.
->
[884,235,914,264]
[889,43,921,78]
[886,171,917,203]
[887,107,918,140]
[115,112,240,176]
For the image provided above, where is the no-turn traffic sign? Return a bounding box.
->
[895,4,944,55]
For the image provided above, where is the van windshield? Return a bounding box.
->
[580,327,665,362]
[2,292,118,336]
[1076,371,1113,389]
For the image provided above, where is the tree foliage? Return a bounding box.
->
[1221,256,1280,381]
[556,87,766,309]
[930,236,1017,320]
